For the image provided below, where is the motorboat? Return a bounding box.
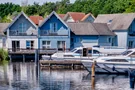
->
[82,48,135,74]
[42,46,127,60]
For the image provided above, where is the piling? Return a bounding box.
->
[91,60,96,77]
[91,76,95,90]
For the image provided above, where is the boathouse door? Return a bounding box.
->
[12,41,20,52]
[57,41,66,51]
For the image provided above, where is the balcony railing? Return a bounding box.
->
[40,30,68,36]
[9,30,37,36]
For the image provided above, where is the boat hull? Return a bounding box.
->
[82,60,135,74]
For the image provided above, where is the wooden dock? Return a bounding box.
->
[40,60,84,69]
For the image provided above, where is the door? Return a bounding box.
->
[129,41,134,48]
[57,41,66,51]
[12,41,20,52]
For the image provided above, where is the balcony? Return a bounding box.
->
[40,30,68,36]
[9,30,37,36]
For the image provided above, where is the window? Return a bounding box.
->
[26,41,34,49]
[108,37,111,43]
[93,50,100,54]
[75,49,82,54]
[88,50,100,54]
[129,52,135,57]
[18,23,27,33]
[121,50,132,56]
[106,59,128,62]
[50,23,57,33]
[129,41,134,48]
[57,41,66,50]
[42,41,51,49]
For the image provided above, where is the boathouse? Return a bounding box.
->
[67,22,115,49]
[4,11,38,60]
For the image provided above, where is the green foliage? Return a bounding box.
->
[0,0,135,21]
[0,48,8,61]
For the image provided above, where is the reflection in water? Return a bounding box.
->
[0,62,132,90]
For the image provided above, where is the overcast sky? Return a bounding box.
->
[0,0,75,5]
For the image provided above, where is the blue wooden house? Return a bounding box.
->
[67,22,115,49]
[39,11,70,50]
[95,13,135,48]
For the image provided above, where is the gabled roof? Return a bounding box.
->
[4,11,38,32]
[81,13,95,21]
[67,22,115,36]
[29,16,44,25]
[64,12,85,22]
[39,11,69,28]
[58,14,66,19]
[94,13,135,31]
[0,23,10,36]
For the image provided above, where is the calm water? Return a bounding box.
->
[0,62,133,90]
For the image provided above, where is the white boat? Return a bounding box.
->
[42,46,127,60]
[82,48,135,74]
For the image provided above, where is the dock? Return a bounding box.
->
[40,60,84,69]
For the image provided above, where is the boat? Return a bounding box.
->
[42,46,127,60]
[82,48,135,74]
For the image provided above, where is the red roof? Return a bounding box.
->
[29,16,44,25]
[67,12,85,22]
[58,14,66,19]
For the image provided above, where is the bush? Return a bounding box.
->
[0,48,8,61]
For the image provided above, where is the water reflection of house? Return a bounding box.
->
[40,70,91,90]
[2,63,38,89]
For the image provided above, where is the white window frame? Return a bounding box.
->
[42,41,51,49]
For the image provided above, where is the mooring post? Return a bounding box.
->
[91,60,96,77]
[91,76,95,90]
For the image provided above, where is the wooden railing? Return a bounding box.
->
[8,48,70,54]
[9,31,37,36]
[40,30,68,36]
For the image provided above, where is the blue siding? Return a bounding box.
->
[71,34,98,49]
[39,13,70,49]
[9,15,36,32]
[40,15,68,31]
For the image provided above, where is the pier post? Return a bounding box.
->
[91,76,95,90]
[91,60,96,77]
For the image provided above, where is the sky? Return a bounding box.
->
[0,0,75,5]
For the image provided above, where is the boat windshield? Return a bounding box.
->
[121,50,132,56]
[71,49,77,52]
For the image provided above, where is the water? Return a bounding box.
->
[0,62,133,90]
